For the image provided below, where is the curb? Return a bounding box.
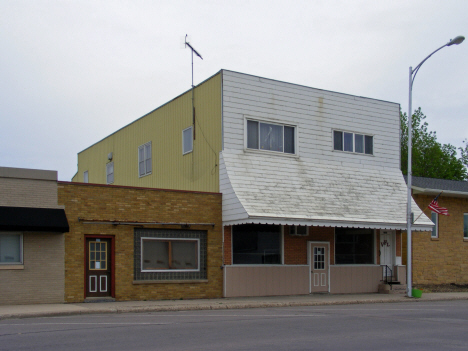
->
[1,294,468,321]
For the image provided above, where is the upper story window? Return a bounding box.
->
[183,126,193,155]
[0,233,23,265]
[431,212,438,238]
[247,120,295,154]
[83,171,89,183]
[138,142,152,177]
[333,130,373,155]
[106,162,114,184]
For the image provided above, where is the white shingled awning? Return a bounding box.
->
[220,151,433,231]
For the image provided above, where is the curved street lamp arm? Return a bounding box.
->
[411,43,448,85]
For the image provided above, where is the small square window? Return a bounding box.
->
[106,162,114,184]
[290,225,308,236]
[0,233,23,264]
[431,212,438,238]
[183,127,193,155]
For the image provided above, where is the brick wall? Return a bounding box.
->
[402,194,468,284]
[0,233,64,305]
[284,226,335,265]
[0,178,60,209]
[58,182,223,302]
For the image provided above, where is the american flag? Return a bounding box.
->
[428,192,449,216]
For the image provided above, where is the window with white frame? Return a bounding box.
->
[106,162,114,184]
[141,238,199,271]
[247,120,295,154]
[463,213,468,239]
[0,233,23,264]
[183,126,193,155]
[333,130,373,155]
[138,142,152,177]
[431,212,438,238]
[83,171,89,183]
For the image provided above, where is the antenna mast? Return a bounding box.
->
[185,34,203,140]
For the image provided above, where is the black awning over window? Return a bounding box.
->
[0,206,69,233]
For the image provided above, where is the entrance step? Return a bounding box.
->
[84,297,116,303]
[378,283,407,295]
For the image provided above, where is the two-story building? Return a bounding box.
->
[73,70,433,297]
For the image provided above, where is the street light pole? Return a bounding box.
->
[407,35,464,297]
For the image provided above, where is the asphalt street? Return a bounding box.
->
[1,300,468,351]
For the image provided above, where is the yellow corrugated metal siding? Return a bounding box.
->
[73,73,222,192]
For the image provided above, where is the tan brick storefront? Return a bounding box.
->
[58,182,222,302]
[403,194,468,285]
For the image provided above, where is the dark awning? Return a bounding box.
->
[0,206,69,233]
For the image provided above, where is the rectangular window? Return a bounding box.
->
[106,162,114,184]
[183,126,193,155]
[464,214,468,239]
[290,225,308,236]
[138,142,152,177]
[247,120,295,154]
[83,171,89,183]
[335,228,374,264]
[141,238,199,272]
[232,224,282,264]
[0,233,23,264]
[431,212,438,238]
[333,130,373,155]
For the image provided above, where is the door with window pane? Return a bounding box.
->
[86,238,112,297]
[309,242,329,293]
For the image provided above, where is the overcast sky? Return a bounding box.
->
[1,1,467,181]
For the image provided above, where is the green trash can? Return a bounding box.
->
[412,288,423,298]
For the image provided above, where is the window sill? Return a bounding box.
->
[0,264,24,270]
[244,148,298,158]
[430,237,439,241]
[332,149,374,157]
[463,238,468,242]
[133,279,208,285]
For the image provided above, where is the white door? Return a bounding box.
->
[380,230,394,276]
[309,242,329,293]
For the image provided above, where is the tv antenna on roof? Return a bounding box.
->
[184,34,203,140]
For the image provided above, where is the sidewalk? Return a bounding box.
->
[1,292,468,321]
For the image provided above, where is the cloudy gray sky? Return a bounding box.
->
[1,0,467,181]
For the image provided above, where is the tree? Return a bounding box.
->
[400,108,467,181]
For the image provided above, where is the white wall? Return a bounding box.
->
[222,70,401,170]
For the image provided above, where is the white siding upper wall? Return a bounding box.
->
[222,70,401,169]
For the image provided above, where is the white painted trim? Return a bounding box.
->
[140,237,200,272]
[223,217,433,231]
[89,276,97,292]
[100,276,108,292]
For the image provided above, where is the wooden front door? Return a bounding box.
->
[309,242,329,293]
[86,238,112,297]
